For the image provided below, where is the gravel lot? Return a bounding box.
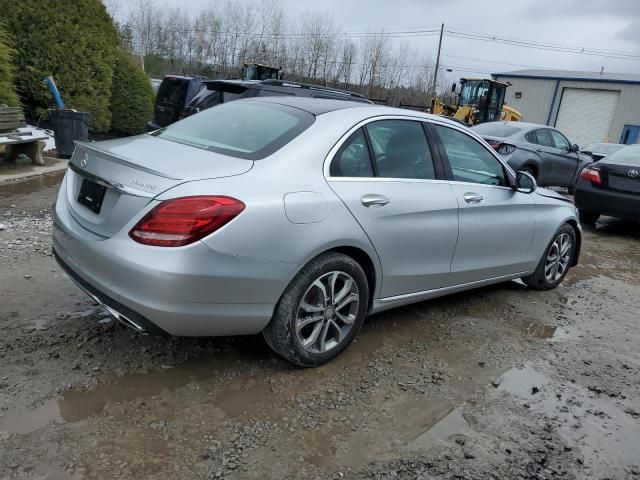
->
[1,173,639,480]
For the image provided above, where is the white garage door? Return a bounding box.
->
[554,88,619,147]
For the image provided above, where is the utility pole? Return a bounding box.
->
[430,23,444,102]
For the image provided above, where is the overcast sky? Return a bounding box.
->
[129,0,640,81]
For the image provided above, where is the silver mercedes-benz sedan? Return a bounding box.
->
[53,97,581,366]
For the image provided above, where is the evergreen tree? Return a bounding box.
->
[0,0,119,132]
[0,20,19,107]
[110,49,154,135]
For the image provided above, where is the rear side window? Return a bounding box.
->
[434,125,507,186]
[330,129,374,177]
[366,120,436,179]
[156,78,189,106]
[154,101,314,160]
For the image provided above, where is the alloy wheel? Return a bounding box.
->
[544,233,572,282]
[295,271,360,354]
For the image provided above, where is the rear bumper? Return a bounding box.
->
[54,250,167,335]
[52,188,297,336]
[575,181,640,221]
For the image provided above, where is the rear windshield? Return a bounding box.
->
[583,143,623,155]
[156,77,189,106]
[599,146,640,166]
[471,122,522,137]
[152,100,314,160]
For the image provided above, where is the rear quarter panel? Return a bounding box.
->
[153,110,385,298]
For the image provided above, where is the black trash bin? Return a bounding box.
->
[51,110,91,158]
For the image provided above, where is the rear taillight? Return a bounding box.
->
[580,167,602,185]
[129,196,245,247]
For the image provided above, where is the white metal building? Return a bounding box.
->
[492,69,640,147]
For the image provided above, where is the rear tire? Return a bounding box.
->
[263,252,369,367]
[578,209,599,225]
[522,224,576,290]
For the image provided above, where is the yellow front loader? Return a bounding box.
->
[431,78,522,126]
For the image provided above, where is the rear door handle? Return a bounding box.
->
[463,193,484,204]
[361,194,390,207]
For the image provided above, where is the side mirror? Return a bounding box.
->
[515,171,537,194]
[451,82,457,92]
[571,143,580,152]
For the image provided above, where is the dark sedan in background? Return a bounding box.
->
[580,142,626,162]
[575,146,640,224]
[471,122,592,188]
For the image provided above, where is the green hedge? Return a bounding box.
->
[110,50,154,135]
[0,0,118,132]
[0,20,19,107]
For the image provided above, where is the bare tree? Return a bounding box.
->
[118,0,439,106]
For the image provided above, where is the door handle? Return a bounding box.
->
[361,194,390,207]
[463,193,484,204]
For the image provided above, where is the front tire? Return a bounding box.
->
[522,224,576,290]
[263,252,369,367]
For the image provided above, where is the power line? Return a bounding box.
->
[444,29,640,62]
[445,25,640,58]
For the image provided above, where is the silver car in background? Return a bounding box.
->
[53,97,581,366]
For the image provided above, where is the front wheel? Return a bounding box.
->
[263,252,369,367]
[522,224,576,290]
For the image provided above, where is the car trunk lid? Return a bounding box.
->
[597,162,640,194]
[66,136,253,237]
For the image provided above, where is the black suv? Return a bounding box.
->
[147,75,208,131]
[181,79,371,120]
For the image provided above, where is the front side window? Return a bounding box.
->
[534,129,554,147]
[154,101,314,160]
[549,130,570,151]
[366,120,436,179]
[329,129,374,177]
[434,125,507,186]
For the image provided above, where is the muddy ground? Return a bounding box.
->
[1,173,639,480]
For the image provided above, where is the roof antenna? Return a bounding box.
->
[600,66,605,76]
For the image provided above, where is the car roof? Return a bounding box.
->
[241,96,471,129]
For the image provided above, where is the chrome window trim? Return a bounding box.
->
[324,114,517,181]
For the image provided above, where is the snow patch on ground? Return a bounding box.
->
[18,125,56,152]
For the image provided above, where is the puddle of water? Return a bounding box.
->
[497,365,550,398]
[495,364,640,478]
[0,400,63,435]
[0,318,405,436]
[524,322,558,339]
[0,170,64,199]
[407,407,470,450]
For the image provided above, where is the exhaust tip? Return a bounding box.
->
[103,305,147,334]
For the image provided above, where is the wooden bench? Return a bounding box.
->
[0,106,48,165]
